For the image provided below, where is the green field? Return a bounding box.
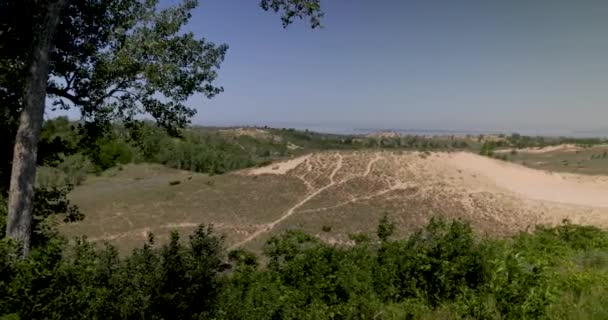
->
[502,146,608,175]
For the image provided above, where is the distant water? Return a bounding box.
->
[271,125,608,138]
[202,121,608,138]
[350,128,608,138]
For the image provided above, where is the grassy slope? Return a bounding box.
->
[53,125,608,255]
[62,163,306,253]
[505,145,608,175]
[63,148,608,255]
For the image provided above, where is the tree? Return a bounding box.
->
[2,0,323,256]
[4,0,66,257]
[46,0,228,132]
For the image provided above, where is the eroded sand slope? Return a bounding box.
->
[65,151,608,252]
[239,151,608,247]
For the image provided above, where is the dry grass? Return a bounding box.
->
[62,151,608,254]
[62,163,305,253]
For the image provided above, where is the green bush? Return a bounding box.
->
[36,153,94,189]
[2,212,608,319]
[0,225,224,319]
[93,138,136,171]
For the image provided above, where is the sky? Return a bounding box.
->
[63,0,608,134]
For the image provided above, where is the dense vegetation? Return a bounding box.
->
[505,133,607,149]
[4,0,608,317]
[31,117,608,190]
[1,208,608,319]
[32,117,481,189]
[478,134,608,162]
[3,119,608,319]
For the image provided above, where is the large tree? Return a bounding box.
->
[1,0,323,256]
[3,0,66,257]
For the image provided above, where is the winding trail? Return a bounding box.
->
[300,181,410,214]
[363,154,382,177]
[230,153,351,250]
[69,150,608,251]
[229,152,409,250]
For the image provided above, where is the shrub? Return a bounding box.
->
[0,225,224,319]
[36,153,94,189]
[93,138,136,171]
[379,219,485,305]
[2,214,608,319]
[377,213,395,242]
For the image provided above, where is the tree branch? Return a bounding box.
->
[93,79,131,105]
[47,86,88,106]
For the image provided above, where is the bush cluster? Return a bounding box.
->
[1,216,607,319]
[36,119,294,180]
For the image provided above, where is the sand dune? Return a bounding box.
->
[249,151,608,208]
[443,152,608,208]
[67,151,608,252]
[244,151,608,240]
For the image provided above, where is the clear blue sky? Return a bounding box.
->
[157,1,608,132]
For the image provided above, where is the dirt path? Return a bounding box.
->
[72,151,608,252]
[363,154,382,177]
[229,153,352,250]
[300,181,410,214]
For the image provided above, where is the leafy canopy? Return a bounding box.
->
[47,0,228,132]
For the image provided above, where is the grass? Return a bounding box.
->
[61,148,608,254]
[62,163,307,253]
[505,145,608,175]
[47,123,608,254]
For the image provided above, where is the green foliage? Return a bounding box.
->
[479,141,496,156]
[36,153,94,189]
[1,216,608,319]
[506,133,607,150]
[27,119,485,180]
[152,132,256,174]
[93,137,135,171]
[375,219,485,306]
[0,225,224,319]
[260,0,324,28]
[0,185,82,249]
[377,213,395,242]
[44,0,228,132]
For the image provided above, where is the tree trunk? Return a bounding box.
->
[6,0,65,257]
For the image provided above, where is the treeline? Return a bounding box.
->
[270,128,473,151]
[505,133,607,149]
[33,118,608,188]
[34,118,293,188]
[1,213,607,319]
[34,118,477,189]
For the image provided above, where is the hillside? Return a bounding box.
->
[61,151,608,253]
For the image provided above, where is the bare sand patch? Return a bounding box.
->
[440,152,608,208]
[495,144,582,154]
[67,151,608,252]
[247,154,312,175]
[287,142,300,150]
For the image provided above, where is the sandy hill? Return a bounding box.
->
[61,151,608,253]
